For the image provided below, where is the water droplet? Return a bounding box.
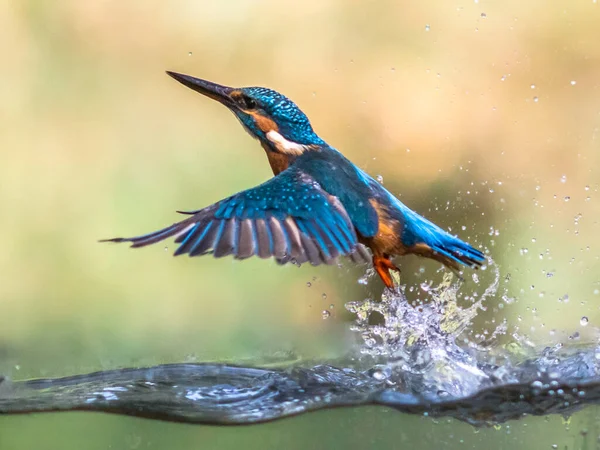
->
[570,80,577,86]
[481,12,487,18]
[372,370,387,380]
[376,175,384,184]
[530,84,536,89]
[580,316,589,326]
[329,303,334,309]
[569,331,581,341]
[551,444,558,449]
[321,310,331,319]
[164,246,169,252]
[425,24,431,31]
[322,293,327,300]
[564,196,570,202]
[533,96,539,102]
[561,175,567,183]
[535,185,541,191]
[531,238,536,243]
[584,185,590,191]
[188,51,193,56]
[306,282,312,288]
[461,225,467,230]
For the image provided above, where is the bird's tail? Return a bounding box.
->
[429,238,485,270]
[401,208,486,271]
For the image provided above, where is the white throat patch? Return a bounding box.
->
[266,130,307,155]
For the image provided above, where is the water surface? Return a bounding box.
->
[3,267,599,427]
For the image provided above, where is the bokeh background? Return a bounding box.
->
[1,0,599,448]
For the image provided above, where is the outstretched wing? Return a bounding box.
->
[102,167,370,265]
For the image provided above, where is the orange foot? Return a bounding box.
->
[373,255,401,289]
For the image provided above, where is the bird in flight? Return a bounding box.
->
[103,71,485,288]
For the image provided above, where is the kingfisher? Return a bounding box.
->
[103,71,485,289]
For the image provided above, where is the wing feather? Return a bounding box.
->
[236,219,255,259]
[282,218,306,264]
[269,217,289,259]
[102,167,369,267]
[255,219,272,259]
[300,232,322,265]
[214,219,235,257]
[189,220,219,256]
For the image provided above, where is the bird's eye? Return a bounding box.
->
[239,95,257,110]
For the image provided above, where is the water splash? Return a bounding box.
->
[2,263,600,426]
[346,261,504,399]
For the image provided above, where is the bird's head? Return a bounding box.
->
[167,71,324,155]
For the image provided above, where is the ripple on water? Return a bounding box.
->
[1,261,600,426]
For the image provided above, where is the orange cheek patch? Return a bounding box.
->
[246,111,277,133]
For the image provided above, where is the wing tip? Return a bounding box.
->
[99,237,127,243]
[99,237,147,249]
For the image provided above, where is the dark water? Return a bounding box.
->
[2,265,599,426]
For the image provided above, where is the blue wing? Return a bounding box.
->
[103,167,370,265]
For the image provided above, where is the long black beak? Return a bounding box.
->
[166,71,235,107]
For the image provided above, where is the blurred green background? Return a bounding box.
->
[1,0,600,448]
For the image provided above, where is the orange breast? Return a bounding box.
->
[261,142,291,175]
[362,199,404,256]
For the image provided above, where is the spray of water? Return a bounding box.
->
[346,260,512,398]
